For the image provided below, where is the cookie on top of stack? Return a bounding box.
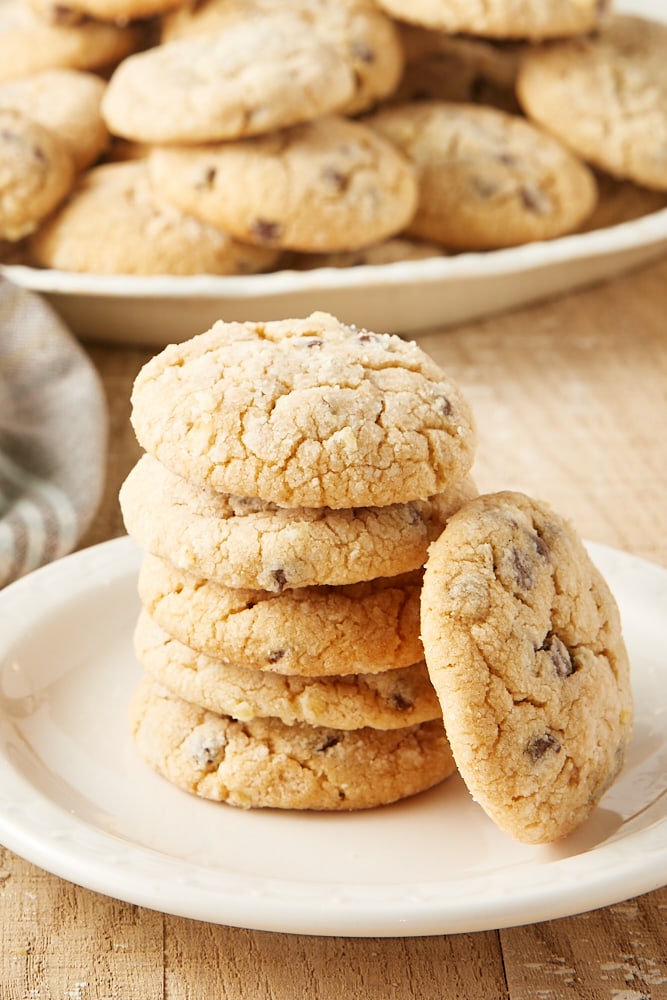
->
[120,311,478,811]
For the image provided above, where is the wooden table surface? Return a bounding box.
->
[2,256,667,999]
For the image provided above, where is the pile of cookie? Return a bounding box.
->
[120,311,634,844]
[2,0,667,268]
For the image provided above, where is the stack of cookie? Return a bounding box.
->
[120,311,478,810]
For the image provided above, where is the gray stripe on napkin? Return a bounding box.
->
[0,275,108,587]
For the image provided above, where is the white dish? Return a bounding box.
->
[2,0,666,346]
[0,536,666,937]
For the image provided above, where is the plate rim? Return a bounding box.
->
[0,536,666,936]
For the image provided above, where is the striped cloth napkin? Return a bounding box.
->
[0,275,107,587]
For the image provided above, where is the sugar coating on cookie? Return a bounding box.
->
[0,108,74,241]
[148,116,418,253]
[120,455,477,590]
[130,312,476,509]
[134,610,441,730]
[517,15,667,191]
[31,162,280,276]
[373,0,606,40]
[420,491,633,844]
[137,554,424,675]
[366,101,597,250]
[129,677,455,810]
[102,15,356,144]
[161,0,405,116]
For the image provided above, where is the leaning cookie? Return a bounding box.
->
[0,0,144,84]
[366,101,597,250]
[129,312,476,509]
[120,455,477,590]
[420,491,633,844]
[0,108,74,241]
[161,0,404,116]
[102,13,356,144]
[30,162,280,275]
[392,24,522,112]
[129,676,455,810]
[517,15,667,191]
[136,554,424,675]
[0,69,108,172]
[148,116,418,253]
[373,0,606,40]
[134,611,441,730]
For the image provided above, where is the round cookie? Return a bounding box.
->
[137,554,424,675]
[120,455,477,590]
[0,0,143,84]
[30,162,280,276]
[129,676,455,810]
[134,610,441,730]
[373,0,606,40]
[161,0,404,116]
[517,15,667,191]
[0,69,108,171]
[102,14,356,144]
[420,491,633,844]
[366,101,598,250]
[148,116,418,253]
[392,24,522,112]
[0,108,74,241]
[129,312,477,509]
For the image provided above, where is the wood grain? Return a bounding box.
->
[2,254,667,999]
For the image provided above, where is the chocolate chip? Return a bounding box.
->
[304,338,323,348]
[267,649,285,664]
[390,692,414,712]
[510,545,535,590]
[357,332,379,343]
[321,166,348,192]
[272,568,287,591]
[317,736,340,752]
[436,395,453,416]
[250,219,282,243]
[195,166,217,189]
[519,184,552,215]
[542,634,575,678]
[534,534,549,559]
[526,732,561,760]
[351,40,375,64]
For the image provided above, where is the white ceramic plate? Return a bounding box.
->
[2,0,666,346]
[0,536,666,937]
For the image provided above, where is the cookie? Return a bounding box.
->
[28,0,189,27]
[420,491,633,844]
[134,610,441,729]
[129,676,455,810]
[120,455,477,590]
[392,24,522,113]
[30,162,280,275]
[366,101,598,250]
[102,13,356,144]
[373,0,606,40]
[0,68,108,171]
[129,312,477,509]
[285,236,448,270]
[517,15,667,191]
[0,0,143,84]
[148,116,418,253]
[0,108,74,241]
[161,0,404,116]
[136,553,424,675]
